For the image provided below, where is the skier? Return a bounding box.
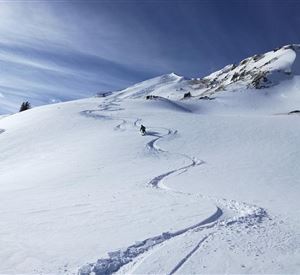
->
[140,125,146,135]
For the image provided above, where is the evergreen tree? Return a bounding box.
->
[19,101,31,112]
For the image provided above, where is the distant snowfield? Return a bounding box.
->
[0,46,300,274]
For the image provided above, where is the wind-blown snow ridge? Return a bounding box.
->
[78,95,269,275]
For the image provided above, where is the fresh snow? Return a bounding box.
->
[0,45,300,274]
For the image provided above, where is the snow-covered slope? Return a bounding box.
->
[0,45,300,274]
[117,72,187,100]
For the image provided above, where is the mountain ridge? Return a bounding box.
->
[117,44,300,100]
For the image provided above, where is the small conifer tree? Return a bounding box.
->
[19,101,31,112]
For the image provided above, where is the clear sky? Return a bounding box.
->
[1,0,300,103]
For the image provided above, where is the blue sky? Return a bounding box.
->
[1,0,300,108]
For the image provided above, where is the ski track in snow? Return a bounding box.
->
[78,97,269,275]
[168,234,212,275]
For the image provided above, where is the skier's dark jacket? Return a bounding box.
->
[140,125,146,133]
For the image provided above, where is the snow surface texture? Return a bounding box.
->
[78,98,269,275]
[0,45,300,274]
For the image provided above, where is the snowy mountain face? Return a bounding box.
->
[0,45,300,274]
[194,44,300,95]
[118,44,300,101]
